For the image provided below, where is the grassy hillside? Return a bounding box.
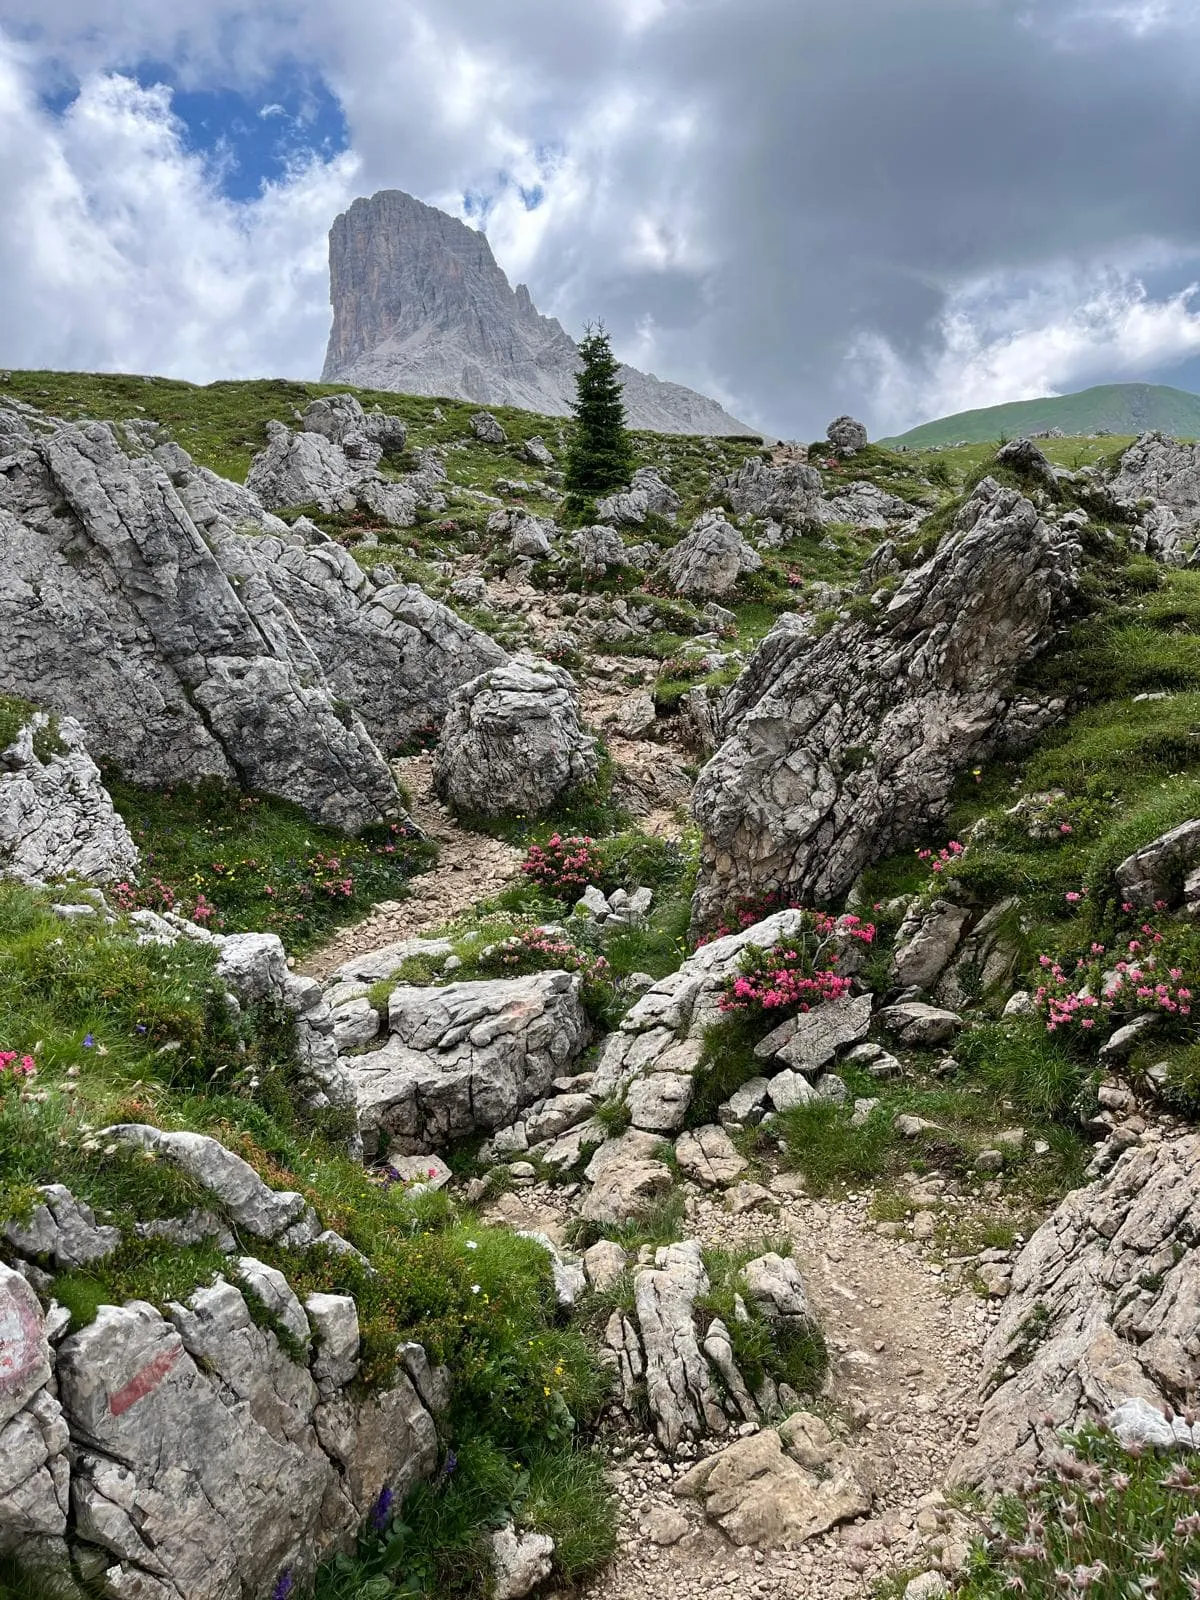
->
[0,370,762,486]
[883,381,1200,449]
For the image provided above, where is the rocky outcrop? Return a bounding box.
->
[1109,432,1200,561]
[320,190,757,435]
[0,712,138,885]
[199,507,506,754]
[691,478,1078,924]
[0,1255,440,1593]
[432,658,598,818]
[596,469,681,527]
[1114,817,1200,911]
[0,408,406,833]
[949,1134,1200,1492]
[826,416,868,455]
[722,458,822,527]
[349,971,591,1157]
[602,1242,817,1456]
[664,516,763,599]
[245,402,444,530]
[815,480,918,531]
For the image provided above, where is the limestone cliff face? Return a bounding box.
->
[321,190,758,437]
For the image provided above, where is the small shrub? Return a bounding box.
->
[719,913,875,1019]
[520,834,605,900]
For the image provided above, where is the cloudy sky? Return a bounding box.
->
[2,0,1200,436]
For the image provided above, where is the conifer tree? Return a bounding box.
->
[564,324,634,508]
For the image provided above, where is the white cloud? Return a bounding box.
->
[851,268,1200,431]
[0,43,357,378]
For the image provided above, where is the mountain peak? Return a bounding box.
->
[321,189,757,436]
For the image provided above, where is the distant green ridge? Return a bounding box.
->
[883,382,1200,448]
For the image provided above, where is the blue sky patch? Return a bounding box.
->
[41,63,349,202]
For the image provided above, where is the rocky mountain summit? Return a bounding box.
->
[3,373,1200,1600]
[321,190,758,436]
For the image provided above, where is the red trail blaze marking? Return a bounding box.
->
[108,1342,183,1416]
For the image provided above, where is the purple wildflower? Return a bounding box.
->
[271,1571,294,1600]
[82,1033,95,1049]
[442,1449,458,1477]
[371,1486,395,1532]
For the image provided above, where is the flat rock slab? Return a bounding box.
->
[768,992,873,1075]
[675,1418,871,1547]
[877,1002,963,1048]
[675,1126,747,1188]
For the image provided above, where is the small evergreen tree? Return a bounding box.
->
[564,324,634,508]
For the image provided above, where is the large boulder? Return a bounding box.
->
[0,410,405,833]
[349,971,591,1156]
[200,511,506,754]
[722,458,822,526]
[569,525,634,578]
[826,416,868,455]
[245,422,360,514]
[596,468,681,526]
[690,478,1077,923]
[664,515,763,599]
[675,1415,871,1547]
[1109,433,1200,561]
[299,393,406,454]
[0,1262,68,1556]
[949,1134,1200,1492]
[432,658,598,817]
[47,1281,436,1596]
[245,414,441,529]
[0,711,138,885]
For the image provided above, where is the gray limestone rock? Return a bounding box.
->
[583,1240,629,1292]
[949,1134,1200,1491]
[0,411,405,833]
[590,909,816,1102]
[569,524,634,578]
[597,468,682,526]
[524,436,554,467]
[299,392,407,453]
[0,1267,69,1554]
[0,714,138,886]
[826,416,869,455]
[491,1525,555,1599]
[626,1073,694,1134]
[1114,817,1200,911]
[3,1186,121,1271]
[878,1002,963,1048]
[321,191,757,435]
[890,901,971,991]
[432,657,598,818]
[471,412,508,444]
[351,971,590,1155]
[203,514,506,755]
[102,1126,314,1240]
[755,992,873,1075]
[691,477,1077,922]
[39,1275,437,1598]
[1110,433,1200,560]
[675,1418,871,1547]
[245,422,360,514]
[722,457,822,526]
[635,1241,728,1453]
[741,1254,811,1328]
[816,480,914,531]
[665,516,763,599]
[675,1126,748,1188]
